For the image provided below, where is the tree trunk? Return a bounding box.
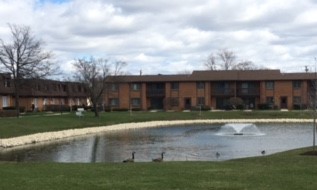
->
[93,103,99,117]
[14,80,20,118]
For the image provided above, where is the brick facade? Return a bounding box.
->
[0,73,88,112]
[104,70,317,111]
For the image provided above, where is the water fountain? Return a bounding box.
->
[216,123,264,136]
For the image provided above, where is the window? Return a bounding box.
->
[43,98,48,105]
[241,82,249,94]
[4,79,10,87]
[36,84,41,91]
[265,81,274,90]
[293,81,301,89]
[293,96,301,104]
[266,97,274,104]
[131,83,141,91]
[197,82,205,89]
[170,98,179,106]
[109,98,119,107]
[62,85,67,92]
[131,98,141,107]
[171,82,179,90]
[2,96,9,107]
[111,84,119,91]
[197,97,205,106]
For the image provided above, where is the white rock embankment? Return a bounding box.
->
[0,119,312,148]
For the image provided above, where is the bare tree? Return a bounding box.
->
[233,60,258,70]
[204,54,217,70]
[0,24,57,117]
[218,49,236,70]
[112,60,127,76]
[73,57,109,117]
[204,49,259,71]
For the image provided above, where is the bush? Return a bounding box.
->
[293,104,307,110]
[258,103,273,110]
[44,105,70,112]
[2,106,25,113]
[0,110,17,117]
[191,105,211,111]
[236,104,245,110]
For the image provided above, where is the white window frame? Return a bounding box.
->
[2,96,10,108]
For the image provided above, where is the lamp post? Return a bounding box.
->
[313,57,317,151]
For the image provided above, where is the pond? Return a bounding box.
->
[0,123,314,163]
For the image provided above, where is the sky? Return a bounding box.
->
[1,0,317,78]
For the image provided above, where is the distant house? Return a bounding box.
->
[0,73,88,112]
[104,70,316,111]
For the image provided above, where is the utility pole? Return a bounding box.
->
[313,57,317,151]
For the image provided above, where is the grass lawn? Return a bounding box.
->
[0,110,313,138]
[0,147,317,190]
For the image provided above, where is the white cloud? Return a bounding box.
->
[1,0,317,76]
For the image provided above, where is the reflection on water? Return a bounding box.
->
[0,123,314,163]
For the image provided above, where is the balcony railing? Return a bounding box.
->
[146,89,165,97]
[213,88,259,96]
[213,88,235,96]
[237,88,260,96]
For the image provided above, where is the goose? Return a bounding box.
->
[216,152,220,159]
[261,150,266,155]
[152,152,165,162]
[123,151,135,163]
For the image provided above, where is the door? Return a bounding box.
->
[280,97,288,109]
[150,97,164,109]
[184,98,191,110]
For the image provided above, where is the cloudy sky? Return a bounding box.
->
[1,0,317,77]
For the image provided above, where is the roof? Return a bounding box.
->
[107,70,317,83]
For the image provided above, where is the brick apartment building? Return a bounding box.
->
[105,70,316,111]
[2,70,316,112]
[0,73,88,112]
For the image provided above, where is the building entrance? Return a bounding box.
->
[280,97,288,109]
[184,98,191,110]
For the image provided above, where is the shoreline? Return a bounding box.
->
[0,118,312,149]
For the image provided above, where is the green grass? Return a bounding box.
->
[0,110,313,138]
[0,147,317,190]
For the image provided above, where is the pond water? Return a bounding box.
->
[0,123,314,163]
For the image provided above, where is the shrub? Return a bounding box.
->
[2,106,25,113]
[258,103,273,110]
[191,105,211,111]
[44,105,70,112]
[0,110,17,117]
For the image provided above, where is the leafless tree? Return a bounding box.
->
[233,60,258,70]
[204,54,217,70]
[0,24,57,117]
[73,57,109,117]
[204,49,259,71]
[73,57,128,116]
[218,49,237,70]
[112,60,127,76]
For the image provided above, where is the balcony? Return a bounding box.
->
[146,89,165,97]
[213,88,235,96]
[237,88,260,96]
[213,87,259,96]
